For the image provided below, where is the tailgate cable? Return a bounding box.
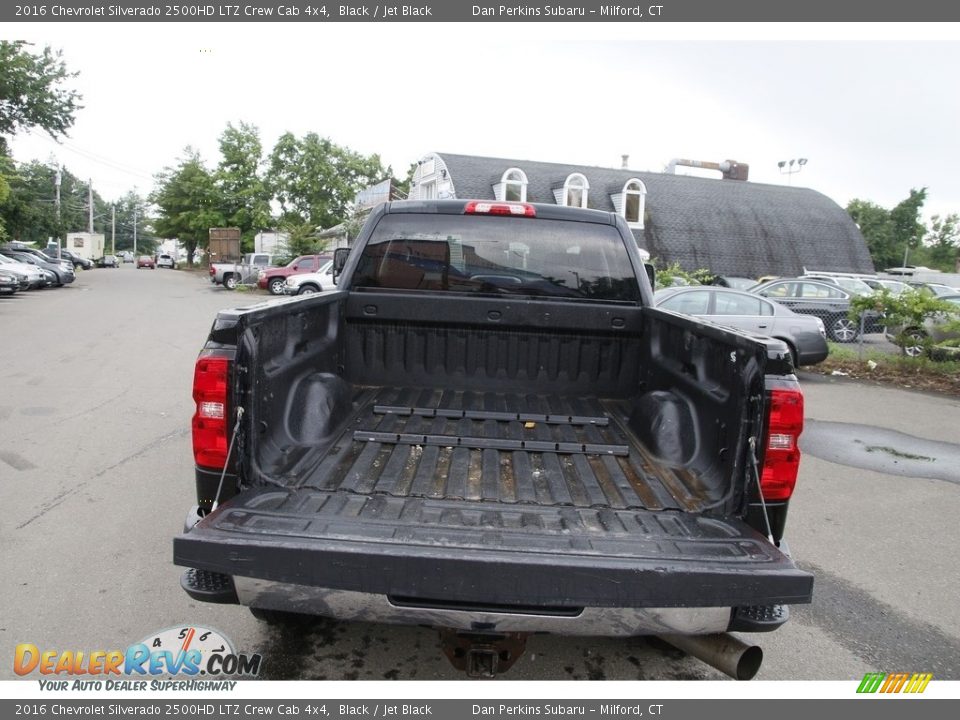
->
[212,406,244,512]
[747,436,775,544]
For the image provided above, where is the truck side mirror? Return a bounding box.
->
[333,247,350,283]
[644,262,656,290]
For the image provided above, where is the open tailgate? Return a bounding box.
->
[175,487,812,609]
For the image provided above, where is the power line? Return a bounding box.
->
[25,129,156,181]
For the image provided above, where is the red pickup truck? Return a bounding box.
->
[257,254,332,295]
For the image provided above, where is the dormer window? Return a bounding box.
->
[622,179,646,226]
[495,167,528,202]
[563,173,589,208]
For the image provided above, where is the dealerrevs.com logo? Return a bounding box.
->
[15,626,261,690]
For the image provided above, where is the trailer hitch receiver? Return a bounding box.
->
[439,630,528,678]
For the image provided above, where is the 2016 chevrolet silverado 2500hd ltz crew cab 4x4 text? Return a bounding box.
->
[175,200,812,679]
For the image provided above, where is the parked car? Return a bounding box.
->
[802,274,874,297]
[0,269,20,295]
[0,253,45,289]
[885,294,960,357]
[801,274,885,332]
[1,249,75,286]
[655,286,828,367]
[749,278,861,342]
[1,244,73,275]
[908,281,958,297]
[137,255,156,269]
[210,252,272,288]
[258,254,332,295]
[862,277,909,295]
[57,249,95,270]
[119,251,135,263]
[98,255,119,268]
[283,260,335,295]
[157,254,176,269]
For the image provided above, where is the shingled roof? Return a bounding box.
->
[432,153,874,278]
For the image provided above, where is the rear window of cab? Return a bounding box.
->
[351,214,641,303]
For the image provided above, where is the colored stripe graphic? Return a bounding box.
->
[857,672,886,693]
[882,673,909,693]
[857,672,932,693]
[905,673,933,693]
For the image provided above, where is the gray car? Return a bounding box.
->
[885,293,960,357]
[654,286,829,368]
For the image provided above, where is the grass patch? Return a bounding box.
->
[808,342,960,398]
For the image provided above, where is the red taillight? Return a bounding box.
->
[192,355,230,469]
[464,200,536,217]
[760,388,804,501]
[208,266,215,276]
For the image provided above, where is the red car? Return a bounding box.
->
[257,254,331,295]
[137,256,156,269]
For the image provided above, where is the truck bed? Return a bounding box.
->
[299,386,713,513]
[177,387,812,610]
[178,380,810,608]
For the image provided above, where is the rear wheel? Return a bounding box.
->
[223,274,238,290]
[829,316,859,343]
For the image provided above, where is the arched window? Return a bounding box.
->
[622,178,646,225]
[497,168,527,202]
[563,173,589,208]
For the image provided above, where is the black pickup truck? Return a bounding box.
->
[175,200,812,679]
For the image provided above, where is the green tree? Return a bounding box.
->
[393,162,418,199]
[0,41,82,152]
[0,154,12,239]
[109,191,155,255]
[267,132,387,231]
[215,122,271,251]
[847,189,927,270]
[0,160,108,244]
[923,213,959,272]
[847,199,895,269]
[280,221,326,258]
[889,187,927,266]
[152,149,225,266]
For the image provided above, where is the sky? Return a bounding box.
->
[7,22,960,223]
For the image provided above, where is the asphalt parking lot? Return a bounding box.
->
[1,266,958,681]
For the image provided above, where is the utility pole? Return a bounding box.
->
[88,179,94,233]
[111,206,116,255]
[54,165,62,252]
[133,205,138,257]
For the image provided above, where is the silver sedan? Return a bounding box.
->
[654,286,829,368]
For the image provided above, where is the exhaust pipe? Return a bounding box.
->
[657,633,762,680]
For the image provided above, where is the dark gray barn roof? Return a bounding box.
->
[434,153,874,278]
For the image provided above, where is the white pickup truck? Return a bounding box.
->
[209,252,274,290]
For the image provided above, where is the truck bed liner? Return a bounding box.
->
[297,386,713,513]
[178,378,813,608]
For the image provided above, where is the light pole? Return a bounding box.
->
[777,158,808,185]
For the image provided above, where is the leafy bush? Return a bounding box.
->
[849,289,955,355]
[652,261,708,288]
